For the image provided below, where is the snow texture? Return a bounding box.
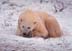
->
[0,0,72,51]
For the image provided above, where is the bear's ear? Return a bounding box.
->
[18,19,22,25]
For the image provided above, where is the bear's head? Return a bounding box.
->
[18,14,39,37]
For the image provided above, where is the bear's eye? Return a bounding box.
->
[22,26,24,28]
[32,29,36,31]
[27,27,30,29]
[33,22,37,24]
[20,19,22,22]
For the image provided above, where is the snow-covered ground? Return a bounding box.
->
[0,0,72,51]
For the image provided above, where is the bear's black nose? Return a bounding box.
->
[23,32,32,38]
[23,33,26,35]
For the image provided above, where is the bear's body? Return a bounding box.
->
[16,9,62,38]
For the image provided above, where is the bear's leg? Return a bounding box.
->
[32,22,48,38]
[46,16,62,37]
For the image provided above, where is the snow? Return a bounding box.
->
[0,0,72,51]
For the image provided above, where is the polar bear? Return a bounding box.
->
[16,9,62,38]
